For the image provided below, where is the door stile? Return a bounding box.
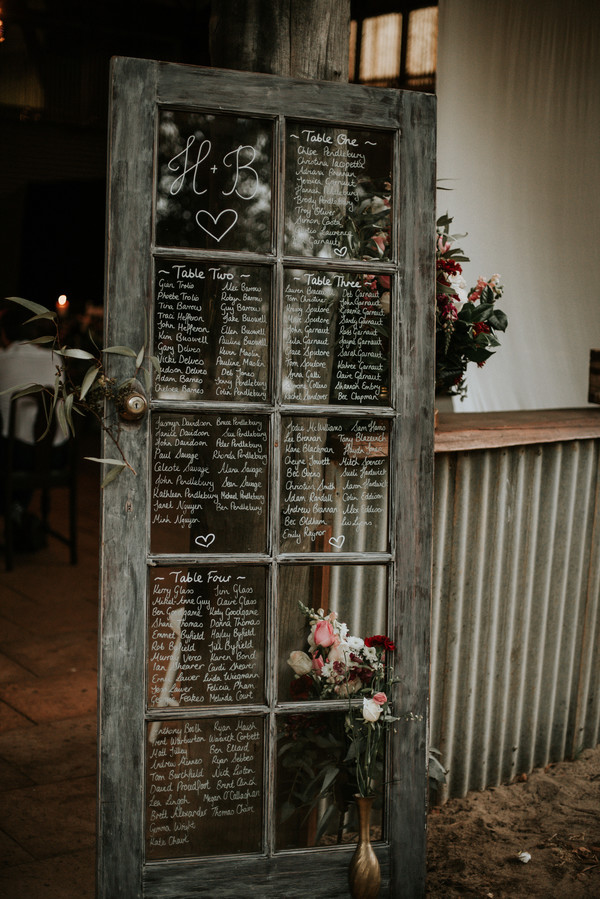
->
[98,57,158,899]
[390,89,436,897]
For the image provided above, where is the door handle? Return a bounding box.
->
[117,381,148,421]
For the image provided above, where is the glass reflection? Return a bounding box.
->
[276,712,384,850]
[277,565,388,702]
[156,110,273,252]
[285,121,393,260]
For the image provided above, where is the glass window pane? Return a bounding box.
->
[276,711,383,850]
[359,14,402,83]
[151,413,269,554]
[285,121,393,260]
[153,261,270,402]
[148,566,267,710]
[406,7,438,78]
[156,110,273,253]
[282,267,390,405]
[146,717,264,859]
[277,564,388,702]
[280,417,389,553]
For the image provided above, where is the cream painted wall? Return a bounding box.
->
[437,0,600,411]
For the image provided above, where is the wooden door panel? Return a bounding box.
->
[99,57,434,898]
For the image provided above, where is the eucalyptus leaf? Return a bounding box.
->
[6,295,52,316]
[88,329,101,352]
[55,400,69,438]
[101,464,126,487]
[135,345,145,368]
[64,393,75,434]
[103,345,138,357]
[55,347,96,360]
[0,382,44,397]
[27,336,56,345]
[85,456,128,466]
[24,311,57,324]
[79,365,100,401]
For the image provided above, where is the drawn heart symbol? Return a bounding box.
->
[334,246,348,257]
[194,533,215,548]
[195,209,238,243]
[329,535,345,549]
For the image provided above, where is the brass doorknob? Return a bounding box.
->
[118,387,148,421]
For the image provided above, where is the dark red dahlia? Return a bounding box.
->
[365,635,396,651]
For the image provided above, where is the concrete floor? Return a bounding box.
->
[0,441,100,898]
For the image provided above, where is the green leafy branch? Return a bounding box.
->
[2,296,159,486]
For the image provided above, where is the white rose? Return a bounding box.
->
[286,650,313,676]
[362,697,383,723]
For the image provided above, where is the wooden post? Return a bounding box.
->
[209,0,350,81]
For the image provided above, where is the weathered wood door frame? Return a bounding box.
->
[98,57,435,898]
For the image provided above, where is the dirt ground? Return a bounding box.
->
[426,744,600,898]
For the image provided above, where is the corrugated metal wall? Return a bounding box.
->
[430,438,600,802]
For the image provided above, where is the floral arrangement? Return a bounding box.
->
[435,213,508,398]
[285,603,398,800]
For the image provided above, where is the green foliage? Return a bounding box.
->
[435,216,508,398]
[2,296,158,485]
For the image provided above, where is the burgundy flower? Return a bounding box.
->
[365,635,396,652]
[436,258,462,277]
[289,675,313,700]
[441,303,458,322]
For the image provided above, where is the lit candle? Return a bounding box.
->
[56,294,69,317]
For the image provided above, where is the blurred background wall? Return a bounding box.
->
[437,0,600,411]
[1,0,598,411]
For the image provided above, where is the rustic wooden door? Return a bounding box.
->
[98,57,435,898]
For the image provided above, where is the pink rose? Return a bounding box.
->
[313,620,336,647]
[312,655,324,672]
[372,692,387,705]
[328,642,350,665]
